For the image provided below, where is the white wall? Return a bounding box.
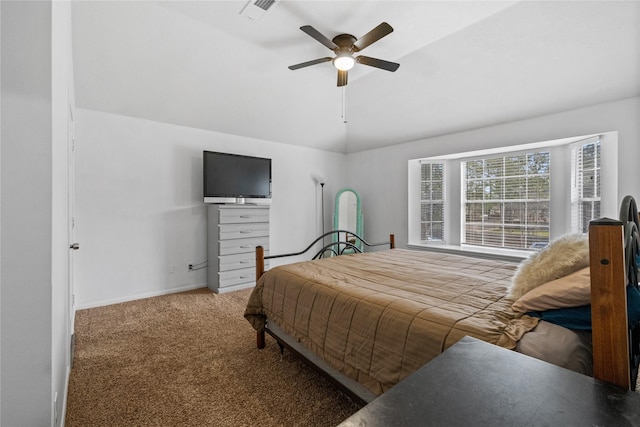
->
[52,2,75,425]
[1,4,3,423]
[75,110,346,308]
[1,1,72,426]
[346,97,640,249]
[1,3,53,425]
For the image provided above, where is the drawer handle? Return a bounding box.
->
[239,275,252,279]
[240,245,253,249]
[240,261,251,264]
[240,215,252,218]
[240,230,252,234]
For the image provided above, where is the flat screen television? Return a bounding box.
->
[203,151,272,204]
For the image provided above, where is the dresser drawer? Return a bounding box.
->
[219,237,269,256]
[219,267,256,288]
[219,251,270,272]
[219,222,269,240]
[219,208,270,224]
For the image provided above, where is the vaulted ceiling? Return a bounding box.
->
[71,1,640,153]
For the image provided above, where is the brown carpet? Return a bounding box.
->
[65,288,362,427]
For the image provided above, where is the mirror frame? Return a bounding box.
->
[333,188,363,251]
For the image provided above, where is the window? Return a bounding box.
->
[462,152,550,250]
[571,139,601,234]
[408,133,614,255]
[420,162,445,241]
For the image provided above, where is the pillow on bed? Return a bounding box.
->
[512,267,591,313]
[527,284,640,331]
[508,234,589,300]
[527,305,592,330]
[629,285,640,330]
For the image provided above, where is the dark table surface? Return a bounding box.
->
[339,336,640,427]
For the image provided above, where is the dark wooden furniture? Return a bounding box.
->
[589,194,640,390]
[339,336,640,427]
[589,217,631,389]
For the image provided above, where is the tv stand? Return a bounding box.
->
[207,205,270,293]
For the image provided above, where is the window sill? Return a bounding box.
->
[407,243,531,263]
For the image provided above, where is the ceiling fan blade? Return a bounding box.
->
[356,55,400,72]
[353,22,393,52]
[337,70,348,87]
[300,25,338,50]
[288,57,333,70]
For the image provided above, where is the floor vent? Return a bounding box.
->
[239,0,277,21]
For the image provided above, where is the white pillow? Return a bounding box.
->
[508,234,589,300]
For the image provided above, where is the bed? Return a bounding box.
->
[244,196,640,403]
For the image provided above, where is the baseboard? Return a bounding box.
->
[60,363,71,427]
[76,283,208,310]
[70,333,75,369]
[211,282,256,294]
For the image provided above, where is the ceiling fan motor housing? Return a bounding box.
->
[332,34,357,51]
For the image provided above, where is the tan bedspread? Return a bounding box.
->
[244,248,538,394]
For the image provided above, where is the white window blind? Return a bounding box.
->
[462,151,550,250]
[420,162,445,242]
[571,138,601,233]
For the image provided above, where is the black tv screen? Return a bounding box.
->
[203,151,271,203]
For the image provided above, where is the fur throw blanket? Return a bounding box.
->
[508,234,590,300]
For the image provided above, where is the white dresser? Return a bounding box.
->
[207,205,270,293]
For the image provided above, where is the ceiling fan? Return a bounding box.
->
[288,22,400,87]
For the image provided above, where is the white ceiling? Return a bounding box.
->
[71,1,640,154]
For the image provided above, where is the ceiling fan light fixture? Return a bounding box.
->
[333,54,355,71]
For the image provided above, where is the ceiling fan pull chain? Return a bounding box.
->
[342,86,348,124]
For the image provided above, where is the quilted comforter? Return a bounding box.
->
[244,248,538,394]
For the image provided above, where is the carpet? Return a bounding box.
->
[65,288,362,426]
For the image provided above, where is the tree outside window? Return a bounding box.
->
[463,152,550,250]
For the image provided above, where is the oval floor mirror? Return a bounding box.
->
[333,188,363,253]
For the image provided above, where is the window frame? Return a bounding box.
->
[407,132,616,258]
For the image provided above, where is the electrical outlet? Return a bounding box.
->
[188,263,193,270]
